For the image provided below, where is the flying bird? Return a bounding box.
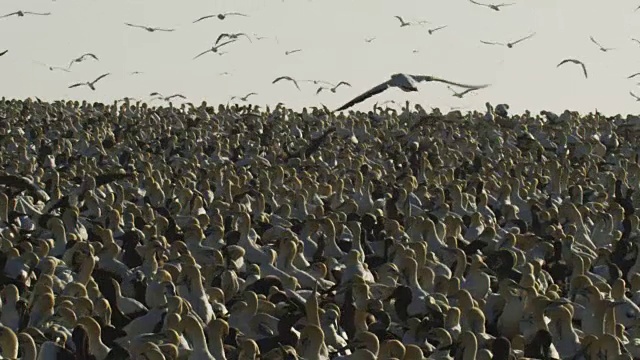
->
[230,92,258,102]
[557,59,588,79]
[590,36,614,52]
[631,91,640,101]
[632,38,640,45]
[193,12,248,23]
[215,33,252,45]
[68,73,110,91]
[316,82,352,94]
[285,49,302,55]
[1,11,51,19]
[468,0,514,11]
[480,33,536,48]
[68,53,99,68]
[34,60,70,72]
[273,76,301,90]
[130,71,144,75]
[447,85,477,98]
[150,92,186,101]
[0,50,7,57]
[365,37,376,43]
[193,40,236,59]
[335,73,489,111]
[394,16,413,27]
[628,72,640,79]
[428,25,447,35]
[125,23,175,32]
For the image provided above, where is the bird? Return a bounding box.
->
[557,59,588,79]
[273,76,301,90]
[68,53,99,69]
[590,36,614,52]
[633,38,640,45]
[130,71,143,75]
[335,73,489,111]
[316,82,352,95]
[193,12,248,23]
[150,92,186,101]
[215,33,252,45]
[469,0,514,11]
[34,60,70,72]
[481,33,536,48]
[628,72,640,79]
[394,16,413,27]
[447,85,477,98]
[428,25,447,35]
[68,73,110,91]
[285,49,302,55]
[0,50,7,57]
[1,11,51,19]
[230,93,258,102]
[125,23,175,32]
[630,91,640,101]
[193,40,236,59]
[365,37,376,43]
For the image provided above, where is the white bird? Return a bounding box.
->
[469,0,514,11]
[0,50,6,57]
[557,59,588,79]
[481,33,536,48]
[68,73,110,91]
[1,10,51,19]
[273,76,302,90]
[590,35,614,52]
[193,40,236,59]
[335,73,489,111]
[215,32,251,45]
[193,12,248,23]
[125,23,175,32]
[34,60,70,72]
[150,92,187,101]
[68,53,99,68]
[365,37,376,43]
[447,85,477,98]
[428,25,448,35]
[316,82,352,94]
[285,49,302,55]
[230,92,258,102]
[394,16,413,27]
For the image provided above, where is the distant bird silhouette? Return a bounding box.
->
[481,33,536,48]
[365,37,376,43]
[215,33,252,45]
[335,73,489,111]
[150,92,186,101]
[428,25,447,35]
[193,40,236,59]
[34,60,70,72]
[316,82,352,94]
[68,73,110,90]
[219,72,232,76]
[130,71,143,75]
[68,53,99,68]
[447,85,477,98]
[230,93,258,102]
[633,38,640,45]
[193,12,248,23]
[628,72,640,79]
[469,0,514,11]
[557,59,588,79]
[630,91,640,101]
[285,49,302,55]
[0,50,7,57]
[1,11,51,19]
[273,76,301,90]
[590,36,614,52]
[394,16,413,27]
[125,23,175,32]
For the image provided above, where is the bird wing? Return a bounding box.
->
[0,12,19,18]
[154,27,175,32]
[193,49,211,60]
[394,16,405,24]
[68,83,85,89]
[628,72,640,79]
[335,81,392,111]
[511,33,536,45]
[215,39,236,50]
[273,76,300,89]
[246,92,257,97]
[92,73,110,84]
[590,36,605,48]
[215,33,229,45]
[168,94,186,99]
[316,87,326,94]
[86,53,99,60]
[631,91,640,100]
[24,12,51,16]
[633,38,640,44]
[0,50,7,56]
[225,12,248,17]
[432,25,448,31]
[193,14,215,23]
[336,81,351,89]
[149,92,162,97]
[480,40,503,46]
[411,75,490,90]
[469,0,487,6]
[496,3,515,7]
[125,23,145,29]
[579,63,588,78]
[55,66,71,72]
[238,33,252,42]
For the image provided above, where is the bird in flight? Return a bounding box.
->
[273,76,302,90]
[230,92,258,102]
[628,72,640,79]
[125,23,175,32]
[394,16,414,27]
[34,60,70,72]
[1,11,51,19]
[335,73,489,111]
[193,12,248,23]
[633,38,640,46]
[219,72,232,76]
[68,53,99,68]
[631,92,640,101]
[285,49,302,55]
[428,25,447,35]
[215,33,252,45]
[68,73,110,91]
[0,50,7,57]
[481,33,536,48]
[130,71,144,75]
[193,40,236,59]
[316,82,352,94]
[150,92,186,101]
[447,85,477,98]
[365,37,376,43]
[468,0,514,11]
[590,36,614,52]
[557,59,588,79]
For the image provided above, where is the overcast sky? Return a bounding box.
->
[2,0,640,115]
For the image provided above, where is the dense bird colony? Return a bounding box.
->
[0,98,639,360]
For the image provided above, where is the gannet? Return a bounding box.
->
[469,0,514,11]
[34,60,70,72]
[365,37,376,43]
[316,82,351,94]
[1,10,51,18]
[273,76,302,90]
[285,49,302,55]
[557,59,588,79]
[193,12,248,23]
[68,53,99,68]
[481,32,536,48]
[193,40,236,59]
[125,23,175,32]
[428,25,447,34]
[215,32,252,45]
[394,16,413,27]
[0,50,7,56]
[447,85,477,98]
[335,73,489,111]
[150,92,187,102]
[230,92,258,102]
[590,35,614,52]
[68,73,110,91]
[630,91,640,102]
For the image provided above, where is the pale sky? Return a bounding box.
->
[2,0,640,115]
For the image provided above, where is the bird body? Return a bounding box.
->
[273,76,302,90]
